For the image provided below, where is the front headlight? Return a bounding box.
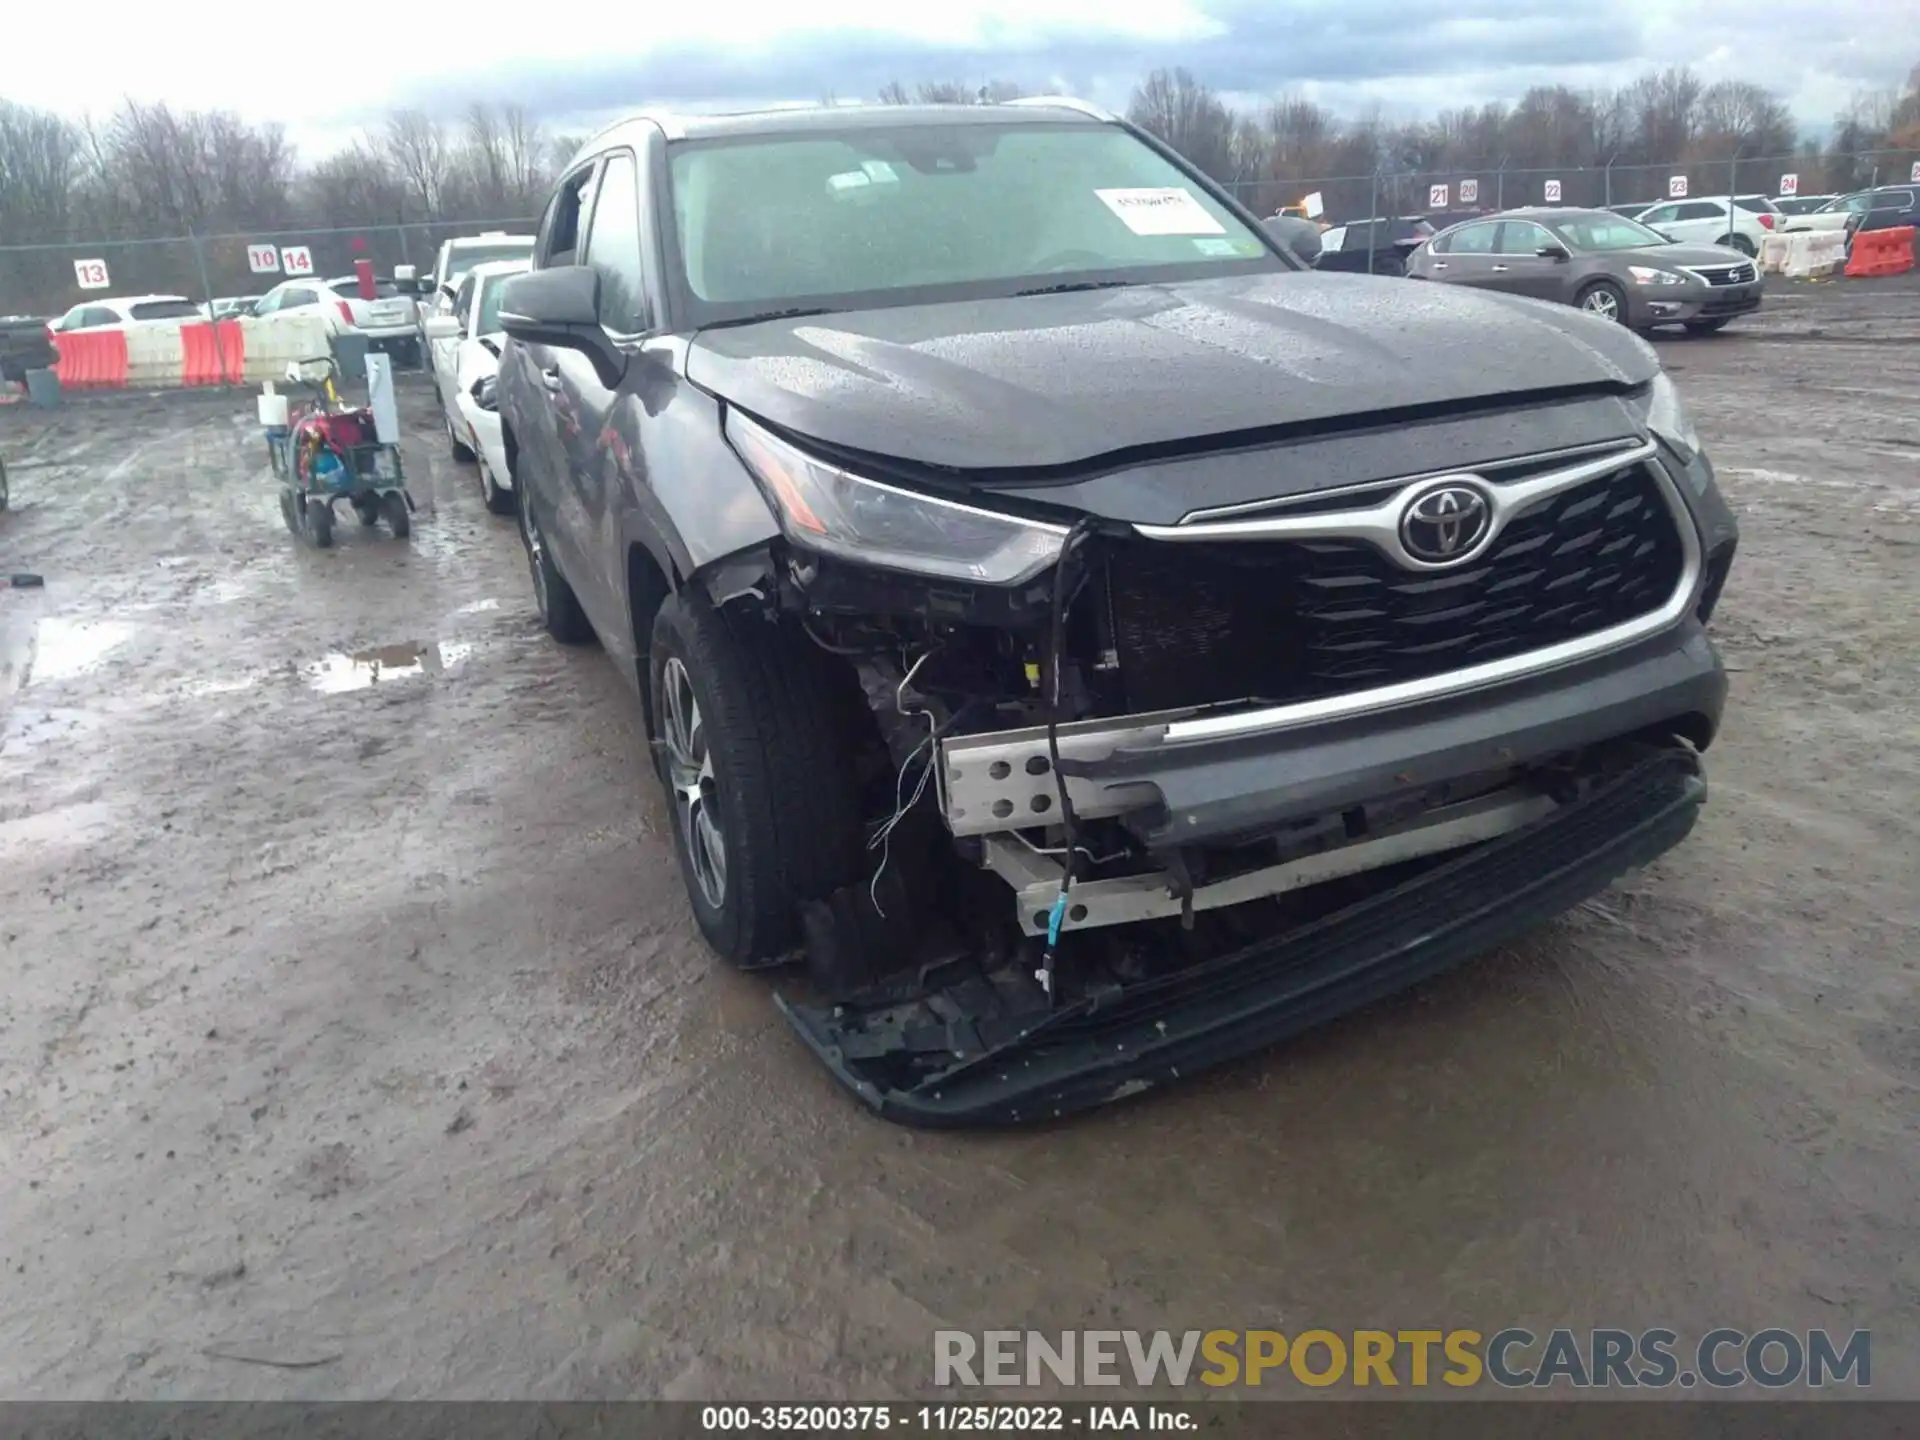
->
[1644,370,1702,461]
[1627,265,1689,286]
[725,411,1068,586]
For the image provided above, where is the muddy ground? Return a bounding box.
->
[0,277,1916,1402]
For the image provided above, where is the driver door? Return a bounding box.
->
[1487,220,1565,301]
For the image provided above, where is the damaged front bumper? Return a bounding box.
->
[779,746,1706,1127]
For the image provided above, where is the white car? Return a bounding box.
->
[1632,195,1780,256]
[49,295,202,332]
[421,233,536,332]
[424,258,527,515]
[253,275,422,364]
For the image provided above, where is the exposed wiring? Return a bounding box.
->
[865,647,945,920]
[1010,830,1128,868]
[1038,517,1100,1002]
[799,615,872,656]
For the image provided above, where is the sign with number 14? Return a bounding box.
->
[279,245,313,276]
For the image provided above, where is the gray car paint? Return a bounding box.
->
[683,271,1657,475]
[1407,218,1761,327]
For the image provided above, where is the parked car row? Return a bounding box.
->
[424,257,527,515]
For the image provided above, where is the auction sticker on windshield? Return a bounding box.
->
[1096,188,1226,236]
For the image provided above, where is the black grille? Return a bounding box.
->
[1101,462,1686,712]
[1696,263,1756,286]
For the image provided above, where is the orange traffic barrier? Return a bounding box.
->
[181,320,246,385]
[51,329,130,389]
[1844,225,1916,279]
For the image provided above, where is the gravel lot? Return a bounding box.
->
[1,276,1916,1401]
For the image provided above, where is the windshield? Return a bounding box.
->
[476,273,514,336]
[328,278,403,299]
[446,243,533,284]
[1551,213,1672,250]
[666,121,1282,319]
[129,300,200,321]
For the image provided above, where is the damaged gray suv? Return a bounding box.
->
[496,99,1737,1126]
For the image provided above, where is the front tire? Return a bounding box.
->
[306,497,334,549]
[649,593,864,966]
[479,455,515,516]
[446,411,475,462]
[1720,234,1756,257]
[1577,280,1628,325]
[381,490,411,538]
[517,487,593,644]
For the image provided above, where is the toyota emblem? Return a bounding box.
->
[1400,481,1493,564]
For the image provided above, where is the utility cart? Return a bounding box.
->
[264,356,414,548]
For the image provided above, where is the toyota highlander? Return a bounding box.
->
[495,99,1737,1125]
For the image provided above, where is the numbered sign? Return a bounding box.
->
[1911,161,1920,184]
[279,245,314,276]
[1429,183,1449,209]
[1301,191,1324,219]
[1778,173,1799,197]
[1543,179,1563,203]
[1459,178,1479,205]
[73,258,110,290]
[247,243,281,274]
[1668,175,1688,199]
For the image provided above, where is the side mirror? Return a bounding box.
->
[423,315,461,341]
[499,266,626,385]
[1537,244,1571,261]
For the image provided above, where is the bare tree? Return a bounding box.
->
[385,109,447,219]
[1127,68,1238,182]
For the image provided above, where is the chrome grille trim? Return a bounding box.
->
[1135,438,1661,574]
[1156,452,1702,745]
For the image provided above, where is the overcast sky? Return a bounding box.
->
[6,0,1912,155]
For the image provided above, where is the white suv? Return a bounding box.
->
[1633,195,1781,256]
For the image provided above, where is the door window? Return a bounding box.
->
[1638,204,1676,225]
[1439,222,1499,254]
[1494,221,1552,254]
[452,275,478,332]
[583,150,648,332]
[539,162,601,268]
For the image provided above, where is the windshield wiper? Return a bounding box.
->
[697,306,839,333]
[1012,279,1136,297]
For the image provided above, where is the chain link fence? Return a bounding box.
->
[0,220,538,321]
[1224,151,1917,226]
[4,149,1916,319]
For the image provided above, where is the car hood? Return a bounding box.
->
[1622,242,1757,267]
[685,272,1657,473]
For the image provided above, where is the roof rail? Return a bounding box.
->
[1002,95,1117,122]
[581,109,688,147]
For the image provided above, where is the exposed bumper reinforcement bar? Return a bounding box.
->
[778,747,1706,1128]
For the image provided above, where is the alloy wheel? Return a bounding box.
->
[1582,289,1621,322]
[660,656,726,909]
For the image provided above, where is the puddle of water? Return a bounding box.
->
[0,799,117,854]
[303,640,475,694]
[26,619,136,686]
[1,706,107,756]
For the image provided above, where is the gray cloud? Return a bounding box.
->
[384,0,1913,137]
[400,0,1642,119]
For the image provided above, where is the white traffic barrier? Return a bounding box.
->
[1800,230,1847,277]
[122,320,187,386]
[1762,230,1848,279]
[238,315,334,383]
